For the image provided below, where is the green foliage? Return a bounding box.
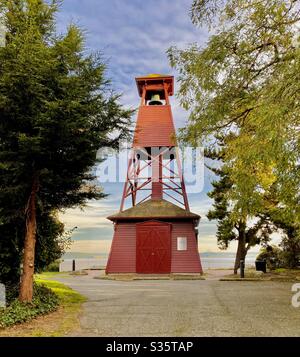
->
[0,218,23,287]
[168,0,300,219]
[280,235,300,268]
[44,260,60,272]
[0,276,86,329]
[259,191,300,268]
[35,215,73,273]
[256,245,284,270]
[5,282,20,304]
[272,210,300,268]
[0,282,59,327]
[206,147,236,249]
[257,240,300,270]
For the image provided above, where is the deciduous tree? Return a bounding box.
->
[168,0,300,220]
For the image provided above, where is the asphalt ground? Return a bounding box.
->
[57,272,300,337]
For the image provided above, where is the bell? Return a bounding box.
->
[149,93,162,106]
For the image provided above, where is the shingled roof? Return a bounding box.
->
[107,199,200,222]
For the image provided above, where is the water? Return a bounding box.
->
[60,258,107,272]
[60,252,258,271]
[201,256,256,269]
[200,252,257,269]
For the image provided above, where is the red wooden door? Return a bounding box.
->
[136,222,171,273]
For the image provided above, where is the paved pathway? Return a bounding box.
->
[57,272,300,337]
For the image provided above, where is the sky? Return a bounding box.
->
[54,0,248,257]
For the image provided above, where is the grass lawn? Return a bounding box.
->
[0,272,86,337]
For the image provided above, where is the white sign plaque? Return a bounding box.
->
[177,237,187,251]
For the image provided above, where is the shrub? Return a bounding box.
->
[5,283,20,304]
[280,235,300,269]
[44,260,60,272]
[0,283,59,328]
[256,245,284,270]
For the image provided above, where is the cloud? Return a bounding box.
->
[69,239,111,254]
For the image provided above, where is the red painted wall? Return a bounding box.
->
[106,221,203,274]
[106,223,136,273]
[171,222,202,273]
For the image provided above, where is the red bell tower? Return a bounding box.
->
[106,74,203,275]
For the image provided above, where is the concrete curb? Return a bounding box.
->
[94,274,205,281]
[219,278,265,281]
[220,277,300,282]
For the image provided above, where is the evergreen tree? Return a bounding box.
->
[206,143,272,274]
[0,0,133,302]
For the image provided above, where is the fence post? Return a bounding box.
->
[240,259,245,278]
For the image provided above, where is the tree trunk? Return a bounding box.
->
[240,225,248,267]
[234,238,243,274]
[233,221,247,274]
[19,175,39,303]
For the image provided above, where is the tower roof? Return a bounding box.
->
[136,74,174,97]
[107,199,200,221]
